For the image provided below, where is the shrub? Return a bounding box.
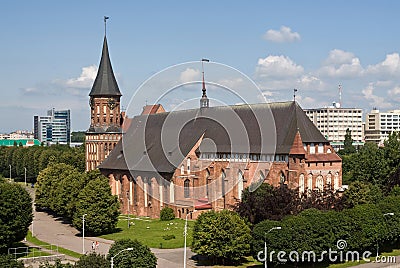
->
[75,253,109,268]
[107,239,157,268]
[162,234,175,240]
[160,207,175,221]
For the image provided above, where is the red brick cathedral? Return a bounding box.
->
[85,35,343,219]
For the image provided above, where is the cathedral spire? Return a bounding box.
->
[89,17,121,97]
[200,58,209,108]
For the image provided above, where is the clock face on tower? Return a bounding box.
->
[107,98,117,110]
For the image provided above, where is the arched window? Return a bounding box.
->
[318,143,324,153]
[310,143,315,154]
[238,170,244,200]
[299,174,305,193]
[181,164,184,174]
[187,158,191,173]
[307,173,313,190]
[206,169,210,198]
[184,179,190,198]
[316,175,324,191]
[221,170,226,196]
[326,172,332,188]
[334,172,339,190]
[170,181,175,203]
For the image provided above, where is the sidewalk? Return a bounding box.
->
[30,209,202,267]
[27,183,203,267]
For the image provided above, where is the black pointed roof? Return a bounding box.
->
[89,36,122,97]
[99,101,329,175]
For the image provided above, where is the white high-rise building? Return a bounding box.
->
[34,108,71,144]
[305,102,363,151]
[365,109,400,146]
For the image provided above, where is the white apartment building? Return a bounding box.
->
[365,109,400,146]
[305,103,364,151]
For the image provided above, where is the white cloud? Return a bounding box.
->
[318,49,363,78]
[366,53,400,77]
[362,83,392,109]
[324,49,356,65]
[263,26,301,43]
[256,55,304,79]
[388,86,400,96]
[66,65,97,88]
[179,68,200,83]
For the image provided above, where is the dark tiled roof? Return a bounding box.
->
[89,36,122,97]
[99,101,327,175]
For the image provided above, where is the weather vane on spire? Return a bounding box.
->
[293,88,298,101]
[104,16,109,36]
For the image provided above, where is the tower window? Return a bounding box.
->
[184,179,190,198]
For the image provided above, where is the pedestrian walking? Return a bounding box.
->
[92,241,96,251]
[95,241,99,251]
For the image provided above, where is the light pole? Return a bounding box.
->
[82,214,87,254]
[9,164,11,181]
[24,167,27,186]
[184,210,196,268]
[263,227,282,268]
[377,212,395,257]
[127,191,130,228]
[111,247,134,268]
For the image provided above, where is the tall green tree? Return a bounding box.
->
[340,128,356,155]
[73,175,120,235]
[0,182,32,251]
[107,239,157,268]
[344,181,383,208]
[35,163,77,210]
[192,210,251,265]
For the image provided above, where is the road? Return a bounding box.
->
[26,186,205,267]
[25,186,400,268]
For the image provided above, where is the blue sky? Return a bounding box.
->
[1,0,400,132]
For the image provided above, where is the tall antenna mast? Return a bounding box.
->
[339,84,342,108]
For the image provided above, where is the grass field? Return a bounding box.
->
[9,242,51,259]
[100,216,195,249]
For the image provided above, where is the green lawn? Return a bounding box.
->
[100,216,195,249]
[9,242,51,259]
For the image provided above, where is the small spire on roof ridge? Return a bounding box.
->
[200,59,210,108]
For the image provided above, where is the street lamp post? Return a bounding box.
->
[9,164,11,181]
[127,191,130,228]
[82,214,87,254]
[111,247,134,268]
[24,167,27,186]
[184,210,196,268]
[263,227,282,268]
[377,212,395,257]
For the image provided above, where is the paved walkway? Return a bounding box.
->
[25,186,400,268]
[26,186,204,268]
